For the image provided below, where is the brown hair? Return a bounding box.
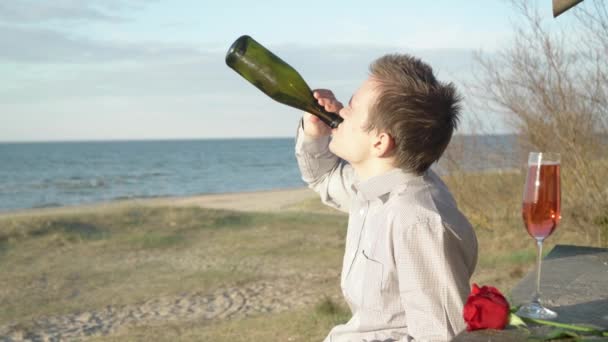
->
[366,54,462,174]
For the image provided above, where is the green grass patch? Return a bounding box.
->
[0,234,9,256]
[210,212,254,227]
[36,219,110,241]
[314,296,351,325]
[593,212,608,247]
[478,248,552,268]
[141,232,185,249]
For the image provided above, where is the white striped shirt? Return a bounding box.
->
[295,124,478,342]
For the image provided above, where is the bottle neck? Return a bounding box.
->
[311,102,343,129]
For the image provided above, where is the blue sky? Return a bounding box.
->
[0,0,561,142]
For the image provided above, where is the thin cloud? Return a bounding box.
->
[0,0,129,23]
[0,25,203,63]
[0,42,477,104]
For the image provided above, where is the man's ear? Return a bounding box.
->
[372,132,395,157]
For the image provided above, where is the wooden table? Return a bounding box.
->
[454,244,608,341]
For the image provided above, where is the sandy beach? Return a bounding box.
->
[0,187,320,219]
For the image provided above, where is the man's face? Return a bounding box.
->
[329,77,378,166]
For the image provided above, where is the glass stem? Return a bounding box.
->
[534,239,543,303]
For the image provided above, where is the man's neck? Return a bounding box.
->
[352,160,398,182]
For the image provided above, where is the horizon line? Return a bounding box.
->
[0,133,520,144]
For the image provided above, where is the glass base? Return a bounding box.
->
[516,302,558,320]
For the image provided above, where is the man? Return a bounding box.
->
[295,54,478,341]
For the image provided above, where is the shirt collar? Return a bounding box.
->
[351,168,420,203]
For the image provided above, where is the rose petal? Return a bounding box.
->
[471,283,481,295]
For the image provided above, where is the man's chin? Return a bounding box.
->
[328,142,341,159]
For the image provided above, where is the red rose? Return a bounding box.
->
[463,283,510,331]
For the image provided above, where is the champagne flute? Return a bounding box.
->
[517,152,561,319]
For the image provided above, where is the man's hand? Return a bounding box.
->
[303,89,343,138]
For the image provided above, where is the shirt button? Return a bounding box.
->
[359,209,365,216]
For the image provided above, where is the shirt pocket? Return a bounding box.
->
[360,249,385,312]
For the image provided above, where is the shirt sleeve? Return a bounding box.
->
[392,213,471,341]
[294,119,356,213]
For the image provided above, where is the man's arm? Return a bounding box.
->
[295,121,355,212]
[392,214,472,341]
[294,89,355,213]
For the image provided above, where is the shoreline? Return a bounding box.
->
[0,186,317,219]
[0,167,524,219]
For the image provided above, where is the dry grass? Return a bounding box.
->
[0,207,347,326]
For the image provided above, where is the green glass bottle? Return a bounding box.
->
[225,35,343,129]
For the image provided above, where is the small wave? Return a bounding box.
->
[0,185,19,194]
[108,173,167,184]
[113,195,136,201]
[32,202,63,209]
[112,193,169,201]
[53,177,109,190]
